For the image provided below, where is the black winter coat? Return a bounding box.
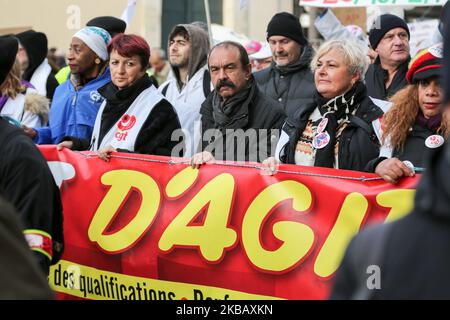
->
[365,123,440,172]
[254,45,315,119]
[280,95,383,172]
[200,86,286,162]
[365,57,409,100]
[0,118,64,276]
[331,143,450,299]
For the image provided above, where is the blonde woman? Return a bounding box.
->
[263,39,383,173]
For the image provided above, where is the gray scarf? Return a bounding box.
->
[211,77,256,129]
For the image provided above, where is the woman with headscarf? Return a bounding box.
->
[23,27,112,144]
[263,39,383,173]
[367,43,449,183]
[57,34,181,159]
[0,57,49,128]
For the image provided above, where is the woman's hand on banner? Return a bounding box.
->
[260,157,279,176]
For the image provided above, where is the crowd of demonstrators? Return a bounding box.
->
[0,36,64,279]
[3,4,450,299]
[15,30,59,101]
[0,53,49,128]
[23,27,112,144]
[57,34,181,160]
[367,44,449,183]
[190,41,285,167]
[262,39,382,173]
[254,12,315,118]
[159,23,212,157]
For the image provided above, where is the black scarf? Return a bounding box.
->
[211,77,256,129]
[313,81,366,167]
[97,74,152,145]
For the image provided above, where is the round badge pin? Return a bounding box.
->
[425,135,444,149]
[317,118,329,134]
[313,132,330,149]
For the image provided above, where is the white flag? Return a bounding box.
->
[121,0,137,26]
[240,0,249,10]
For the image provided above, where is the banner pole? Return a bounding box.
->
[204,0,214,45]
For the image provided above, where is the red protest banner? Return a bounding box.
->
[40,146,418,300]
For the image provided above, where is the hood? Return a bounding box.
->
[24,92,50,124]
[168,24,210,84]
[16,30,48,81]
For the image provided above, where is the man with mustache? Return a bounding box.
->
[254,12,315,118]
[190,41,285,167]
[366,14,411,101]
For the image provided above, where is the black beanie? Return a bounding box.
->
[266,12,307,46]
[16,30,48,81]
[369,14,410,50]
[87,16,127,37]
[0,36,19,86]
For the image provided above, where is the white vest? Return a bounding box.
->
[90,85,163,151]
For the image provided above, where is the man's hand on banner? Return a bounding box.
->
[190,151,215,169]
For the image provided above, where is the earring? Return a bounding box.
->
[95,58,101,65]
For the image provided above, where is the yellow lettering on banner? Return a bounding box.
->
[242,181,314,273]
[377,189,415,223]
[314,193,368,278]
[166,167,199,198]
[88,170,160,253]
[159,173,237,262]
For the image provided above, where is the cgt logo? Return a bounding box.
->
[115,115,136,142]
[90,91,102,102]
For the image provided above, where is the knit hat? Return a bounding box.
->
[86,16,127,37]
[15,30,48,80]
[406,43,443,84]
[73,27,111,61]
[266,12,307,46]
[369,14,410,50]
[0,36,18,86]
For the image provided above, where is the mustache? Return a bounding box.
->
[215,79,236,91]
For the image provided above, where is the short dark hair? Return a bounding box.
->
[169,26,190,42]
[108,34,150,70]
[208,41,250,69]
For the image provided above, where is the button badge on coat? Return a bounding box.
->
[425,135,444,149]
[313,132,330,149]
[317,118,328,134]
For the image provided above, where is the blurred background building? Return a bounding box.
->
[0,0,444,58]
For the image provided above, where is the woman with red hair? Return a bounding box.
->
[58,34,181,159]
[367,43,450,183]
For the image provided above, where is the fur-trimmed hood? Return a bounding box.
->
[24,92,49,125]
